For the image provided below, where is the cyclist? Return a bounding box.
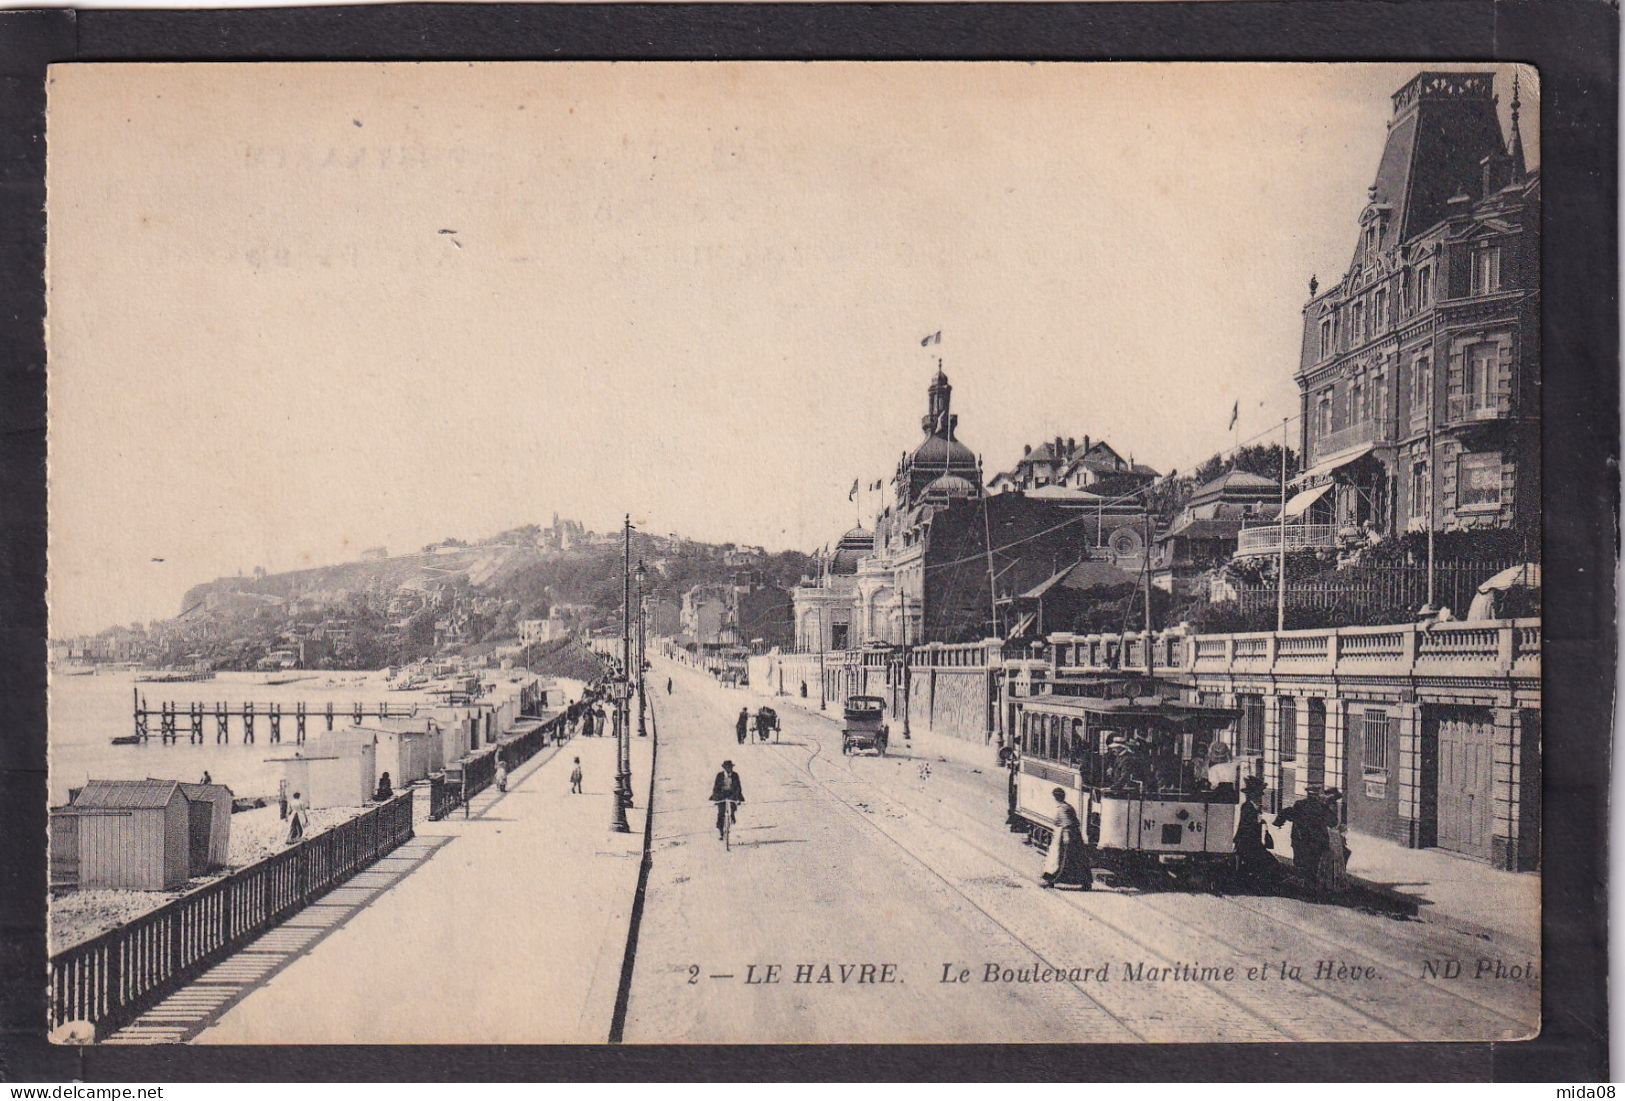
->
[710,759,745,841]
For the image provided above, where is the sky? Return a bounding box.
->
[46,62,1538,637]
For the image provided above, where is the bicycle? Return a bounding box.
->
[718,798,739,850]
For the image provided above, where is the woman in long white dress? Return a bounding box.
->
[1040,787,1092,890]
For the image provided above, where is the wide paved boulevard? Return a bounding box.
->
[624,655,1539,1044]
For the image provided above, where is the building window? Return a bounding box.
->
[1279,697,1297,760]
[1410,460,1430,518]
[1360,708,1391,774]
[1350,375,1366,424]
[1471,246,1502,295]
[1317,391,1333,437]
[1350,299,1365,344]
[1372,368,1387,429]
[1466,344,1498,412]
[1401,269,1413,315]
[1238,695,1265,756]
[1457,452,1503,509]
[1373,288,1387,331]
[1320,318,1333,360]
[1411,356,1432,425]
[1417,265,1433,308]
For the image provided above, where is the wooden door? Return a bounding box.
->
[187,800,213,875]
[1434,707,1494,860]
[1305,699,1326,788]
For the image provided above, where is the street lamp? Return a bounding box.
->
[635,560,648,738]
[610,516,632,832]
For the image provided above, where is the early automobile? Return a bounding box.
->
[841,695,889,756]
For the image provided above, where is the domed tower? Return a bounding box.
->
[895,367,982,512]
[827,525,874,576]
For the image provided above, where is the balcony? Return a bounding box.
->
[1446,394,1510,426]
[1235,523,1337,557]
[1308,419,1393,467]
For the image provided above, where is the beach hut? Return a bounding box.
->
[272,732,376,808]
[49,807,80,890]
[356,721,443,787]
[63,779,191,891]
[176,782,234,872]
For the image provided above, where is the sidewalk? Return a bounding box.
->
[107,729,653,1045]
[1263,821,1540,949]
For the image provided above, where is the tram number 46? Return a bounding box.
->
[1144,818,1202,832]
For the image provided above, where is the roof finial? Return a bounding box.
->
[1508,69,1527,180]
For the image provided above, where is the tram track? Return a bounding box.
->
[775,699,1535,1042]
[755,726,1153,1042]
[758,718,1310,1041]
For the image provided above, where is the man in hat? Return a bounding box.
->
[1233,775,1276,883]
[1274,784,1333,891]
[710,760,744,839]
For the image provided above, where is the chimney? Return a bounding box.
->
[1055,436,1064,457]
[1023,443,1031,456]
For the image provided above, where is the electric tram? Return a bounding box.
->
[1012,677,1254,881]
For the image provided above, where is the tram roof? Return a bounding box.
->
[1020,694,1239,722]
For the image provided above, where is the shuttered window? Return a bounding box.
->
[1279,697,1297,761]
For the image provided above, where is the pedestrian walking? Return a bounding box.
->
[1318,789,1351,893]
[736,707,750,745]
[1232,775,1277,883]
[666,677,673,695]
[999,742,1022,829]
[495,756,509,794]
[285,790,308,844]
[570,757,583,793]
[1039,787,1092,890]
[1274,785,1333,893]
[710,759,745,839]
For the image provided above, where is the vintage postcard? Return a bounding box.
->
[45,61,1541,1045]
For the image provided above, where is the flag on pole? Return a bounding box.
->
[920,331,942,347]
[849,478,859,501]
[1228,400,1239,431]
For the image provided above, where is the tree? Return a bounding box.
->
[1192,443,1299,487]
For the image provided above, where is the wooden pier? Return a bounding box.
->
[127,689,422,745]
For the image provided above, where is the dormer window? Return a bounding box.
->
[1471,246,1502,295]
[1319,317,1334,360]
[1417,265,1434,309]
[1364,224,1378,253]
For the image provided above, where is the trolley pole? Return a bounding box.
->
[900,594,912,742]
[1142,505,1155,675]
[817,603,827,711]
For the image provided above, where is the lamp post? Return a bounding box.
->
[636,560,648,738]
[610,516,632,832]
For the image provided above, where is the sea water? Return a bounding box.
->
[47,670,441,807]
